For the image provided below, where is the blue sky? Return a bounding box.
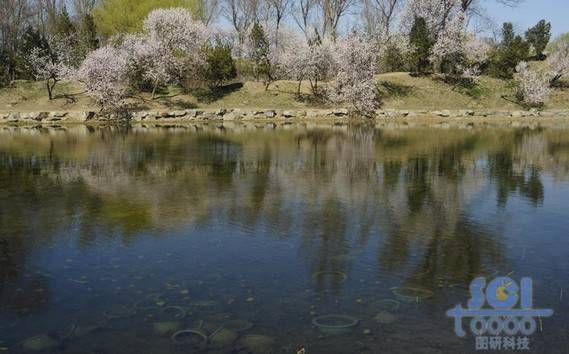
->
[485,0,569,39]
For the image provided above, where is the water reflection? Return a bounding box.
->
[0,124,569,353]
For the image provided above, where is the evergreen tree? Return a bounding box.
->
[0,49,12,87]
[77,14,100,59]
[489,22,530,79]
[55,6,76,40]
[526,20,551,60]
[17,27,50,79]
[409,17,432,75]
[19,27,50,56]
[204,40,237,88]
[82,14,100,51]
[249,23,271,85]
[502,22,516,47]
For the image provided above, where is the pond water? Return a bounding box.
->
[1,123,569,353]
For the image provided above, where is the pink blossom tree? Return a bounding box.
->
[329,33,378,114]
[77,45,129,111]
[119,8,210,98]
[120,34,179,98]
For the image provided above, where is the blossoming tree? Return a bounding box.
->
[77,45,129,110]
[27,37,75,100]
[548,41,569,86]
[330,33,378,114]
[120,8,209,98]
[514,61,551,107]
[280,31,334,96]
[430,12,490,81]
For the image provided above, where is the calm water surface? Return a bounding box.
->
[1,124,569,353]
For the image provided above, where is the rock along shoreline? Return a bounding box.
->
[2,108,569,124]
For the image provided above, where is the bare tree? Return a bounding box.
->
[266,0,291,46]
[71,0,99,17]
[198,0,221,25]
[320,0,355,40]
[362,0,400,35]
[292,0,319,36]
[0,0,31,51]
[223,0,260,47]
[461,0,524,13]
[32,0,63,34]
[460,0,524,35]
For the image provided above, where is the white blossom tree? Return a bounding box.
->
[400,0,462,38]
[302,38,334,94]
[119,8,209,98]
[548,40,569,86]
[77,45,129,111]
[430,11,467,65]
[280,32,334,95]
[143,8,209,53]
[514,61,551,107]
[121,34,178,98]
[330,33,378,114]
[429,11,489,81]
[27,37,75,100]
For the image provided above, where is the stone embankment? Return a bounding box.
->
[2,108,569,123]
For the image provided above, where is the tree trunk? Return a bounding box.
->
[47,80,56,100]
[151,80,158,99]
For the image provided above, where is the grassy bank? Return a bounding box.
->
[1,73,568,113]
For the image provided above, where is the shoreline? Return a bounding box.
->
[2,108,569,127]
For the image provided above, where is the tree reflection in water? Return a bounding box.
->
[0,123,567,310]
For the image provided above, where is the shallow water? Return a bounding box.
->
[0,123,568,353]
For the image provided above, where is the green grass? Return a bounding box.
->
[1,72,569,113]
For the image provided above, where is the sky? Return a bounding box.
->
[485,0,569,39]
